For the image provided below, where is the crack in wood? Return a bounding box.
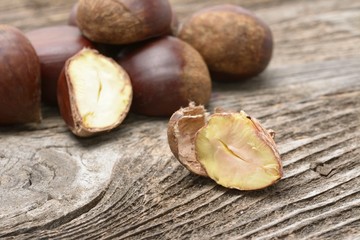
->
[0,190,107,238]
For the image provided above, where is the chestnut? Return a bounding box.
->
[177,4,273,81]
[57,48,132,137]
[168,103,283,190]
[26,25,94,105]
[117,36,212,117]
[68,2,124,58]
[0,25,41,125]
[76,0,172,44]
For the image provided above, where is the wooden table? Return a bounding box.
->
[1,0,359,239]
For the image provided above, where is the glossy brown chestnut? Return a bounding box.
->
[177,4,273,81]
[57,48,132,137]
[117,36,212,117]
[26,25,93,105]
[0,25,41,125]
[76,0,172,44]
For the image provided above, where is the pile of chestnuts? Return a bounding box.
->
[0,0,273,136]
[0,0,282,191]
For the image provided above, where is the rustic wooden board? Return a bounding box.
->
[0,0,359,239]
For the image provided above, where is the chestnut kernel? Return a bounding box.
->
[57,49,132,137]
[26,25,94,105]
[117,36,212,117]
[76,0,172,44]
[177,4,273,81]
[0,25,41,124]
[168,103,283,190]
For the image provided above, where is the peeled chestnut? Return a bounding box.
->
[0,25,41,125]
[26,25,93,105]
[76,0,172,45]
[57,49,132,137]
[117,36,212,117]
[168,103,283,190]
[177,4,273,81]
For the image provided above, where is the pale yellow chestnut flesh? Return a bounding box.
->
[57,49,132,137]
[168,103,282,190]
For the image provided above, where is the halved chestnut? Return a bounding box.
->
[57,49,132,137]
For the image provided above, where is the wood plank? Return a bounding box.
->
[0,0,359,239]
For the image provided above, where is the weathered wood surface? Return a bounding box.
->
[0,0,359,239]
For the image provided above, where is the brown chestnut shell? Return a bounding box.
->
[26,25,93,105]
[0,25,41,124]
[167,103,208,176]
[77,0,172,45]
[117,36,212,117]
[177,4,273,81]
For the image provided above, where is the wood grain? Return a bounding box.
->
[0,0,359,239]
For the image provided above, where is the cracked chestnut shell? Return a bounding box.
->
[76,0,172,44]
[26,25,94,105]
[168,103,283,190]
[167,103,208,176]
[0,25,41,125]
[177,4,273,81]
[117,36,212,117]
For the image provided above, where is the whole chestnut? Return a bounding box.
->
[76,0,172,44]
[0,25,41,125]
[177,4,273,81]
[68,2,124,58]
[117,36,212,117]
[26,25,93,105]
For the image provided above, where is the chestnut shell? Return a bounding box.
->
[26,25,93,105]
[0,25,41,124]
[117,36,212,117]
[167,103,208,176]
[177,4,273,81]
[77,0,172,44]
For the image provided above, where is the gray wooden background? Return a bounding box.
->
[0,0,359,239]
